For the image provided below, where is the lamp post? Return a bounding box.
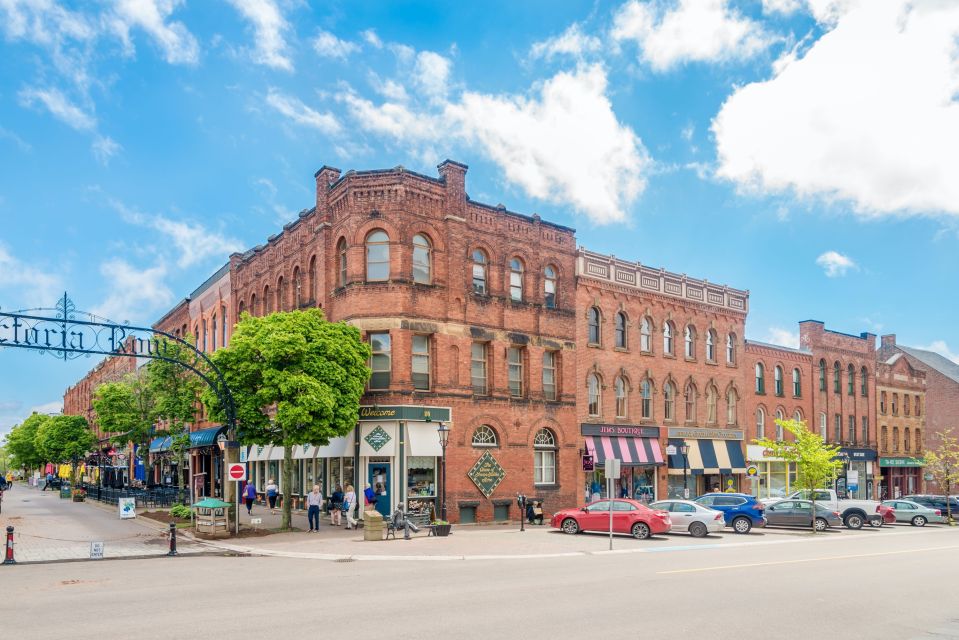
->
[437,422,450,522]
[680,441,690,499]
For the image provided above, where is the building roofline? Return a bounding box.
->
[745,339,812,355]
[189,262,230,299]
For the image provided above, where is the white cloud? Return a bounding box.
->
[361,29,383,49]
[529,23,602,60]
[0,242,62,308]
[815,250,857,277]
[714,1,959,218]
[612,0,773,71]
[266,88,342,135]
[916,340,959,365]
[18,86,95,130]
[312,30,358,60]
[92,135,122,164]
[109,0,199,65]
[226,0,293,71]
[763,327,800,349]
[93,258,173,322]
[29,400,63,415]
[413,51,452,101]
[762,0,804,15]
[340,91,441,141]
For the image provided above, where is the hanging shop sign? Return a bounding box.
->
[580,424,660,438]
[582,454,594,471]
[364,426,392,452]
[468,451,506,498]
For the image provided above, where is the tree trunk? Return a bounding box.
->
[811,489,817,534]
[281,428,293,530]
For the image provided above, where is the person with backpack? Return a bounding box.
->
[330,485,344,526]
[343,484,358,530]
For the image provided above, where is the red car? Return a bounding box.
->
[876,504,896,525]
[551,499,672,539]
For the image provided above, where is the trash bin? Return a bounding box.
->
[59,480,72,499]
[363,510,385,541]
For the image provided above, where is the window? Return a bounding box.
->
[775,409,785,441]
[755,363,765,394]
[847,364,855,395]
[615,312,627,349]
[706,386,717,424]
[509,258,524,301]
[726,388,738,425]
[337,238,348,287]
[211,313,217,351]
[904,427,911,453]
[881,425,888,450]
[848,415,856,444]
[366,230,390,281]
[819,413,827,440]
[308,255,317,302]
[792,368,801,397]
[277,276,286,312]
[774,366,784,396]
[471,425,497,447]
[860,366,868,396]
[756,408,765,439]
[726,333,736,364]
[794,410,802,423]
[507,347,524,397]
[587,374,601,416]
[641,317,652,353]
[542,351,557,401]
[892,426,900,452]
[368,333,391,389]
[915,428,922,453]
[412,234,432,284]
[915,395,921,417]
[663,382,675,421]
[663,322,674,355]
[684,383,696,422]
[264,285,272,313]
[250,294,257,316]
[684,325,695,358]
[544,266,557,309]
[202,319,207,352]
[641,379,652,419]
[904,395,911,416]
[834,414,842,442]
[819,359,826,391]
[892,393,899,415]
[472,250,488,294]
[588,307,601,345]
[412,335,430,390]
[880,391,887,414]
[615,377,628,418]
[471,342,488,395]
[222,308,228,346]
[706,330,716,361]
[861,416,869,445]
[833,362,841,393]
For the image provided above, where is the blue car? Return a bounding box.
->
[694,493,767,533]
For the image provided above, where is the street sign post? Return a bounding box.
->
[604,459,621,550]
[227,463,246,482]
[90,541,104,560]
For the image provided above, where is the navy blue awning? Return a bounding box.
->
[667,438,746,475]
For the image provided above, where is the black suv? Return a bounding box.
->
[904,494,959,515]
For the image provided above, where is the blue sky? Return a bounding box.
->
[2,0,958,437]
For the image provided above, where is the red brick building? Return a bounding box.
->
[574,248,749,501]
[63,354,137,440]
[875,343,927,497]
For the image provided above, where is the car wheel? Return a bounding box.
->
[912,516,927,527]
[689,522,708,538]
[868,517,883,528]
[732,516,752,534]
[561,518,580,535]
[844,514,864,530]
[814,517,829,532]
[631,522,651,540]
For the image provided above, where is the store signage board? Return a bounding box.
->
[358,405,451,422]
[118,497,136,519]
[665,445,677,456]
[580,424,660,438]
[667,427,743,441]
[239,447,248,463]
[364,426,392,452]
[250,518,262,525]
[227,463,246,481]
[746,465,759,478]
[468,452,506,498]
[90,541,104,560]
[879,457,925,467]
[582,454,594,471]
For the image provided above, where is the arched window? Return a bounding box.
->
[472,249,488,294]
[337,239,348,287]
[792,368,801,397]
[293,266,302,308]
[755,363,765,394]
[706,330,716,361]
[509,258,524,301]
[860,366,868,396]
[684,325,695,359]
[881,425,888,451]
[706,385,717,424]
[663,382,675,421]
[892,393,899,415]
[847,364,855,396]
[250,293,257,316]
[904,394,911,416]
[471,425,498,447]
[587,307,601,345]
[880,391,887,414]
[663,322,674,355]
[915,428,922,453]
[587,374,601,416]
[264,285,272,313]
[892,426,900,452]
[277,276,286,312]
[756,408,765,439]
[544,265,557,309]
[615,377,628,418]
[904,427,911,453]
[774,366,784,396]
[365,230,390,281]
[309,255,317,302]
[202,319,208,352]
[238,300,246,316]
[221,307,228,346]
[211,313,217,351]
[833,361,841,393]
[534,428,557,485]
[819,412,827,439]
[726,388,738,425]
[775,409,785,440]
[794,409,802,423]
[615,312,627,349]
[915,395,921,417]
[726,333,736,364]
[684,382,696,422]
[819,359,827,391]
[641,379,652,419]
[412,234,432,284]
[640,317,652,352]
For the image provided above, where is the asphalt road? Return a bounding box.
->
[6,525,959,639]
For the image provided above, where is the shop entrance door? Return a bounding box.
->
[368,462,391,517]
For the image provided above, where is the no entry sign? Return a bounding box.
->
[227,463,246,481]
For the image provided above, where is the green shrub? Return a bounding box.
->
[169,504,192,519]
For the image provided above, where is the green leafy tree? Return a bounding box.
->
[34,415,96,483]
[755,418,845,533]
[923,433,959,525]
[203,309,371,530]
[93,372,157,483]
[5,413,50,472]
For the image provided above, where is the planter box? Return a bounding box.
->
[72,495,85,502]
[432,524,452,537]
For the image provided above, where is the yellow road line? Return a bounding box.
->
[658,544,959,575]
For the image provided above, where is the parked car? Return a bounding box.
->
[649,500,725,537]
[876,504,897,525]
[764,499,843,531]
[694,493,766,534]
[881,499,944,526]
[551,499,672,539]
[785,489,882,529]
[903,495,959,520]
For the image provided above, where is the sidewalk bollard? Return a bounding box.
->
[4,526,14,564]
[167,522,178,557]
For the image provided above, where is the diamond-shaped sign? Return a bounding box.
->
[467,451,506,498]
[364,426,392,452]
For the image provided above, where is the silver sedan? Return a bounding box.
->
[881,500,944,526]
[649,500,725,537]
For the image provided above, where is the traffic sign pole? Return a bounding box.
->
[226,462,246,536]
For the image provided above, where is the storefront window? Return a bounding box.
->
[342,457,355,491]
[407,456,436,498]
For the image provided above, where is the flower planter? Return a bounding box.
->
[72,495,85,502]
[432,524,452,537]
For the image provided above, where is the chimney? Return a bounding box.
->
[314,165,341,211]
[881,334,896,349]
[438,159,467,197]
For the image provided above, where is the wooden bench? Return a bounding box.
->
[386,511,433,539]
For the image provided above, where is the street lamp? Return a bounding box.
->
[680,441,690,499]
[437,422,450,522]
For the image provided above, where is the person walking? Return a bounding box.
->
[306,484,323,532]
[265,478,279,514]
[243,480,257,515]
[44,471,54,491]
[330,485,344,526]
[343,484,358,530]
[364,483,376,512]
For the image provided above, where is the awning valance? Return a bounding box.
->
[314,436,352,458]
[149,436,172,453]
[293,445,316,459]
[189,426,227,449]
[585,435,664,467]
[406,422,444,457]
[247,445,269,462]
[667,438,747,475]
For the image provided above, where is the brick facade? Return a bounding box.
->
[62,351,137,440]
[742,341,814,441]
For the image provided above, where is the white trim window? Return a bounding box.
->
[471,425,498,447]
[534,428,556,485]
[588,373,601,416]
[509,258,524,302]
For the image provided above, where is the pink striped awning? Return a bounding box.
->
[585,436,664,467]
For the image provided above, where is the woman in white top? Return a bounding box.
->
[343,484,358,530]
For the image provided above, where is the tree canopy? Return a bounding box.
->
[35,414,96,465]
[5,412,50,470]
[923,433,959,523]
